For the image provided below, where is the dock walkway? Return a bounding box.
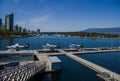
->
[59,50,120,81]
[35,47,120,56]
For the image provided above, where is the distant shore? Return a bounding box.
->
[0,35,29,39]
[0,30,28,39]
[1,34,120,39]
[70,36,120,39]
[0,32,120,39]
[41,32,120,39]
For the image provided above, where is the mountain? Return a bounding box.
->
[81,27,120,34]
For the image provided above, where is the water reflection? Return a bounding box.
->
[47,73,61,81]
[0,38,14,50]
[29,73,61,81]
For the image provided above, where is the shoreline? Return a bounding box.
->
[0,35,30,39]
[52,35,120,39]
[0,35,120,39]
[70,36,120,39]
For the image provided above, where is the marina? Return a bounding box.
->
[35,47,120,56]
[59,50,120,81]
[0,47,120,81]
[1,0,120,81]
[0,36,120,81]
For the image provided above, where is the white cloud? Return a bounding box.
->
[29,12,53,29]
[16,10,36,16]
[14,6,55,30]
[30,15,48,26]
[16,21,25,26]
[15,12,54,30]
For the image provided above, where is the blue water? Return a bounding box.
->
[30,55,103,81]
[0,36,120,50]
[78,52,120,74]
[0,36,120,81]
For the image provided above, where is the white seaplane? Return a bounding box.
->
[69,43,84,49]
[42,43,60,50]
[7,43,29,51]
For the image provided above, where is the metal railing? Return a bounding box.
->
[0,61,46,81]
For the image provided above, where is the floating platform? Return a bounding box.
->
[35,47,120,56]
[59,50,120,81]
[48,56,62,72]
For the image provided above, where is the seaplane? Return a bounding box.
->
[42,43,60,51]
[7,43,29,51]
[69,43,84,49]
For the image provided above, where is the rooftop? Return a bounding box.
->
[0,50,34,54]
[48,56,62,63]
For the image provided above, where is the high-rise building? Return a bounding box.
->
[37,29,40,34]
[18,26,22,32]
[1,23,5,30]
[5,13,14,31]
[27,30,30,33]
[0,18,2,29]
[14,24,19,31]
[23,28,27,32]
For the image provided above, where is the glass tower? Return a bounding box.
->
[5,13,14,31]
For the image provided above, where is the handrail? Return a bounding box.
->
[0,61,46,81]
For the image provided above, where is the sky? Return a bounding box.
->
[0,0,120,32]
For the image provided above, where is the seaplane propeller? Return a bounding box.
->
[24,43,30,49]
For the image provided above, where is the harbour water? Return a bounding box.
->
[79,52,120,74]
[0,36,120,81]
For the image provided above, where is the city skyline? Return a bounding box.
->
[0,13,28,32]
[0,0,120,32]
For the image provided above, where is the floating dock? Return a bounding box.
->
[48,56,62,71]
[0,47,120,81]
[35,47,120,56]
[59,50,120,81]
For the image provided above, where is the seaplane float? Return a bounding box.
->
[42,43,61,51]
[69,43,84,49]
[6,43,30,51]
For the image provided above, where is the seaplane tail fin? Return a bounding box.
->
[24,43,30,48]
[46,43,50,46]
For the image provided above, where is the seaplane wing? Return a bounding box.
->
[42,43,58,49]
[69,43,83,48]
[6,43,24,49]
[50,45,57,48]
